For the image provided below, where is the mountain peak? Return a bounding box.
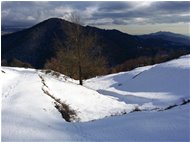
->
[41,17,70,24]
[151,31,188,38]
[32,17,71,28]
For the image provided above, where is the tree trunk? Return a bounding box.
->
[78,63,83,85]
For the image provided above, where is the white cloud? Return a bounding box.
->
[27,16,36,21]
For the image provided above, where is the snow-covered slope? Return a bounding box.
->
[2,67,135,123]
[1,55,190,141]
[40,73,135,122]
[85,55,190,110]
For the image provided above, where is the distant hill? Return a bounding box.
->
[2,18,190,71]
[139,31,190,47]
[1,25,28,35]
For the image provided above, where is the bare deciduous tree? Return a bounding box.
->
[45,12,108,85]
[68,13,83,85]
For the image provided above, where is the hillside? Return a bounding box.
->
[139,31,190,48]
[85,55,190,109]
[2,18,190,69]
[2,55,190,141]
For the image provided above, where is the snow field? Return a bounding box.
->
[85,55,190,110]
[1,55,190,141]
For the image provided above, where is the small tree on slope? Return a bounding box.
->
[45,13,108,85]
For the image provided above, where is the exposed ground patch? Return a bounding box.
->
[39,75,78,122]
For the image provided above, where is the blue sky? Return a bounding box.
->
[1,1,190,35]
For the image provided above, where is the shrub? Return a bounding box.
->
[132,106,141,112]
[9,58,33,68]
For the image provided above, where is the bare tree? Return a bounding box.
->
[66,13,92,85]
[69,13,83,85]
[45,13,108,85]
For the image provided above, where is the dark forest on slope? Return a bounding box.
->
[2,18,190,79]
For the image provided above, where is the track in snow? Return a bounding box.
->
[39,74,78,122]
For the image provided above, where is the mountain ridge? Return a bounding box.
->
[2,18,190,71]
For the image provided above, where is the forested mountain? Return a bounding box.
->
[2,18,190,76]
